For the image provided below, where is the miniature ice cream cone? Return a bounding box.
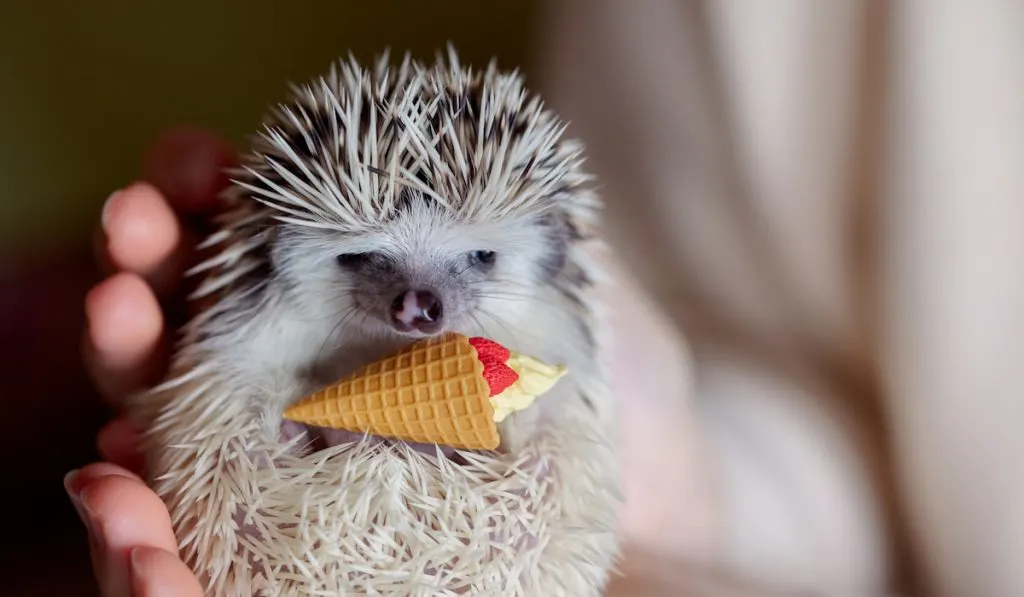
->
[282,333,567,450]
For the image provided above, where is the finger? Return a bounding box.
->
[66,467,179,597]
[84,272,166,403]
[97,417,146,475]
[130,546,204,597]
[93,215,116,277]
[143,126,237,216]
[80,473,180,569]
[64,463,145,579]
[66,463,144,490]
[97,182,190,298]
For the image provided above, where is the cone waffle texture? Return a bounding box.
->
[284,334,501,450]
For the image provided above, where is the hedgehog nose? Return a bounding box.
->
[390,289,444,334]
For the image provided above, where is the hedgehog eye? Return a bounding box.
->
[468,250,497,270]
[336,252,372,268]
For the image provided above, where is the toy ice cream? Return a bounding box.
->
[283,333,568,450]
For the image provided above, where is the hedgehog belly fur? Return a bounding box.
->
[130,48,621,596]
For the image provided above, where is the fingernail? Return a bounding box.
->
[64,469,85,519]
[129,547,153,597]
[129,547,143,583]
[101,189,123,234]
[66,470,107,557]
[65,469,101,536]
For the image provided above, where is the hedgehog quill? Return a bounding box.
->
[129,48,621,596]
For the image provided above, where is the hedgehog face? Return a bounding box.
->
[208,54,592,378]
[272,196,569,344]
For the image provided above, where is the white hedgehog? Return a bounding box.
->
[131,48,622,596]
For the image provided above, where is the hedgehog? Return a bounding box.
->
[129,47,622,596]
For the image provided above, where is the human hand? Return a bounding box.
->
[84,126,235,471]
[70,127,235,595]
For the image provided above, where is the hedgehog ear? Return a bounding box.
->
[536,208,573,279]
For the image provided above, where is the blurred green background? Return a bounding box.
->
[0,0,537,258]
[0,3,537,594]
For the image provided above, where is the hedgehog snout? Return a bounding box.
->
[390,288,444,334]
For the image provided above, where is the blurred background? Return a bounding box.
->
[4,2,1023,597]
[0,3,536,594]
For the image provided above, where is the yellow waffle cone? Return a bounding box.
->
[283,333,501,450]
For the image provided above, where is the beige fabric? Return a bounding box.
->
[539,1,1024,596]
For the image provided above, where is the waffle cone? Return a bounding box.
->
[283,333,500,450]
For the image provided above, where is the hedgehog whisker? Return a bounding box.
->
[474,307,533,346]
[453,261,481,278]
[339,308,377,350]
[467,312,489,339]
[465,279,534,294]
[323,288,359,300]
[313,305,361,364]
[469,277,537,293]
[344,310,376,349]
[281,291,361,324]
[284,311,354,324]
[471,291,533,302]
[338,304,368,336]
[472,290,532,299]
